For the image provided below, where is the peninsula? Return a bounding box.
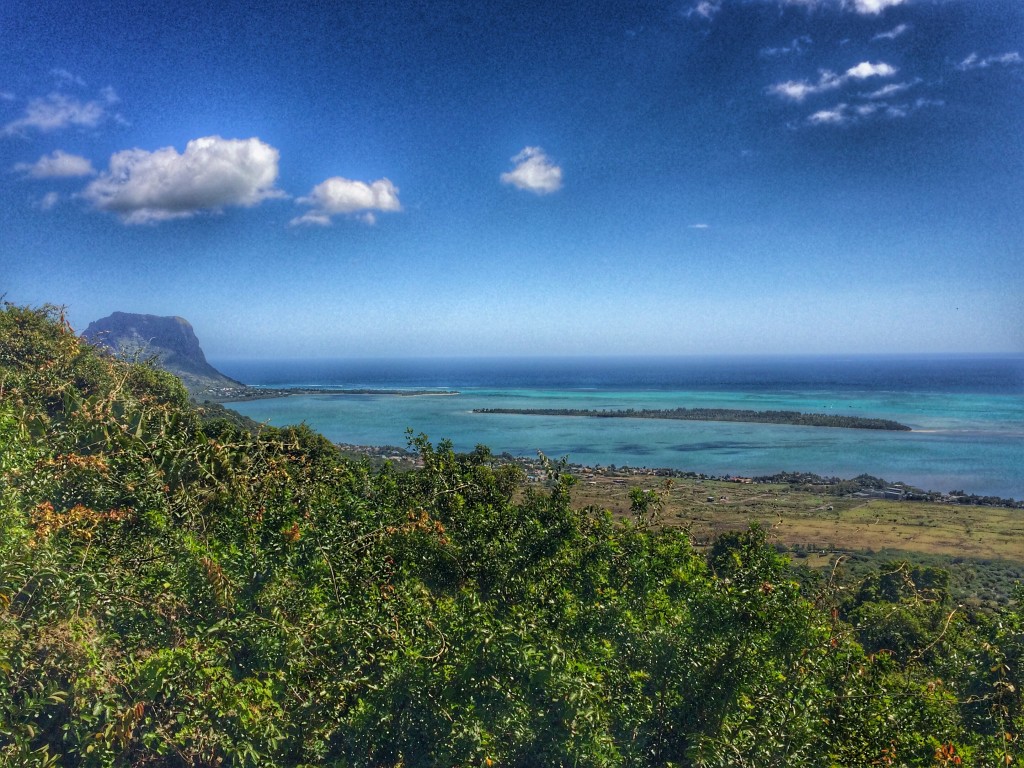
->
[473,406,911,431]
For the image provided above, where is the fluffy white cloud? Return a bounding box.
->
[291,176,401,226]
[808,105,850,125]
[83,136,283,224]
[845,61,897,79]
[847,0,905,14]
[769,61,896,101]
[14,150,95,178]
[957,52,1023,71]
[500,147,563,195]
[2,93,110,135]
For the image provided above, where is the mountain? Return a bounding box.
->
[82,311,247,398]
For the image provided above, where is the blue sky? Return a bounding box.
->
[1,0,1021,358]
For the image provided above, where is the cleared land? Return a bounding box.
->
[563,472,1024,605]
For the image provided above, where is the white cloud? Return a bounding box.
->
[687,1,722,19]
[500,147,563,195]
[689,223,710,229]
[37,191,60,210]
[808,105,850,125]
[769,61,896,101]
[806,95,939,126]
[847,0,905,14]
[863,78,918,99]
[83,136,283,224]
[872,23,909,41]
[14,149,95,178]
[50,68,86,88]
[957,52,1023,71]
[845,61,897,79]
[291,176,401,226]
[2,92,111,136]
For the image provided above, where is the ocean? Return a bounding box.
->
[215,355,1024,499]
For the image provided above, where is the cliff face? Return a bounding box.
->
[82,312,245,396]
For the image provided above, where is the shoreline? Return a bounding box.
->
[334,442,1023,509]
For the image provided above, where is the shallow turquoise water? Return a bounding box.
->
[229,386,1024,498]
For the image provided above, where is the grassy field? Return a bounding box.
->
[567,473,1024,605]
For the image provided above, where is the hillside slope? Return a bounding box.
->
[1,303,1021,767]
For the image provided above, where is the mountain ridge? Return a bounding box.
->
[81,311,247,398]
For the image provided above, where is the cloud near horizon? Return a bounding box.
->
[291,176,401,226]
[500,147,563,195]
[82,136,283,224]
[14,149,95,178]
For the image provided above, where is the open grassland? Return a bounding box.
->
[567,474,1024,606]
[571,475,1023,560]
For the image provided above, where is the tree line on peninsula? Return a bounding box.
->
[474,406,912,431]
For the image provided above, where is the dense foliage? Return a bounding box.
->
[0,304,1021,767]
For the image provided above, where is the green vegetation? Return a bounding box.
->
[474,407,912,431]
[1,303,1021,766]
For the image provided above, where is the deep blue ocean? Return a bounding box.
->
[215,355,1024,499]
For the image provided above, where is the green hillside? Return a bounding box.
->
[1,304,1021,767]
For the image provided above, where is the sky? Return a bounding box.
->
[1,0,1022,359]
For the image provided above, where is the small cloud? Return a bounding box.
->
[689,223,710,229]
[687,1,722,19]
[500,146,563,195]
[806,96,939,126]
[0,92,15,101]
[957,51,1023,71]
[847,0,905,14]
[761,36,813,57]
[37,191,60,210]
[872,23,909,41]
[14,149,96,178]
[83,135,284,224]
[808,105,850,125]
[2,91,110,136]
[845,61,897,79]
[769,61,896,102]
[291,176,401,226]
[863,78,919,99]
[50,68,86,88]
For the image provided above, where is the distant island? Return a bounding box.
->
[473,407,911,431]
